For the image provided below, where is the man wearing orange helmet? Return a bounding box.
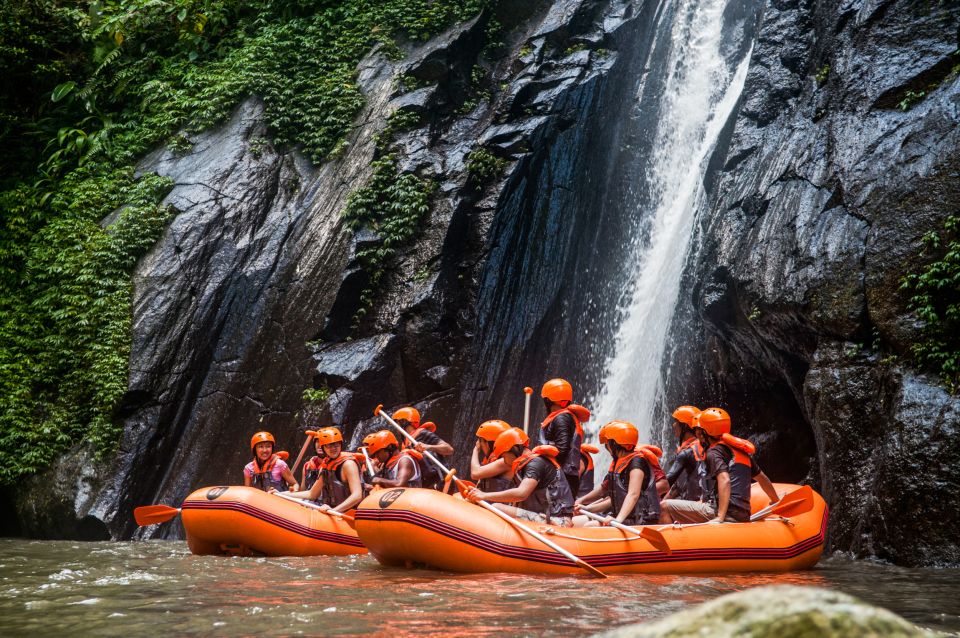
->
[244,431,298,492]
[366,430,422,488]
[283,428,365,512]
[539,378,584,497]
[470,419,514,492]
[573,421,660,526]
[392,406,455,490]
[467,427,575,527]
[664,405,707,501]
[660,408,779,523]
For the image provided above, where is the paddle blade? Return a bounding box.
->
[374,404,383,416]
[134,505,180,526]
[756,485,814,520]
[576,558,608,579]
[641,528,672,555]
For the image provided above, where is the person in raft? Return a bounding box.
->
[470,419,514,492]
[244,431,298,492]
[577,443,600,497]
[660,408,780,523]
[539,378,585,497]
[638,444,670,499]
[300,432,327,497]
[573,420,661,526]
[664,405,707,501]
[393,407,455,490]
[467,427,575,527]
[367,430,423,488]
[280,427,365,512]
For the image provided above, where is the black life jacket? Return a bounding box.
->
[511,446,574,520]
[322,453,363,508]
[706,435,756,521]
[540,406,588,478]
[605,450,661,525]
[302,456,324,494]
[478,452,513,493]
[250,454,286,492]
[673,437,707,501]
[380,450,423,488]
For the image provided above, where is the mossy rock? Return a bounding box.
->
[598,586,930,638]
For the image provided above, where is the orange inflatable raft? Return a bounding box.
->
[181,485,366,556]
[355,483,826,574]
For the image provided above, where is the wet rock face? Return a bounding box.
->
[12,1,646,540]
[599,585,930,637]
[671,0,960,565]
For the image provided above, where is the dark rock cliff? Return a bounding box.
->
[665,0,960,566]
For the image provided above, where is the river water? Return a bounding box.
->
[1,540,957,636]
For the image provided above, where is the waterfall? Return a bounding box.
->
[586,0,755,461]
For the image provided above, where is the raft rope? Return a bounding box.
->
[541,516,795,542]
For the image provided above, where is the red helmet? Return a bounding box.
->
[316,427,343,445]
[490,428,527,460]
[672,405,701,426]
[540,378,573,405]
[598,421,638,449]
[250,431,275,451]
[392,407,420,426]
[365,430,399,455]
[696,407,731,437]
[475,419,511,442]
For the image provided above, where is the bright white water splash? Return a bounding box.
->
[586,0,754,461]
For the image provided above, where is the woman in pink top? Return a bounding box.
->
[244,431,298,492]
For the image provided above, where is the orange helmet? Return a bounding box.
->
[317,427,343,445]
[490,428,527,460]
[362,432,377,447]
[672,405,701,426]
[392,407,420,426]
[540,378,573,405]
[696,407,731,437]
[475,419,511,442]
[513,427,530,447]
[365,430,399,455]
[598,420,638,449]
[250,431,275,451]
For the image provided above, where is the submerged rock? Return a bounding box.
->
[599,586,930,638]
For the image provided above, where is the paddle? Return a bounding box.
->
[290,430,318,475]
[578,509,671,554]
[374,404,607,578]
[360,446,376,477]
[273,491,355,522]
[134,504,181,526]
[522,386,533,434]
[749,485,814,522]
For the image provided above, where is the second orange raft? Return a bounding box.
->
[354,483,827,574]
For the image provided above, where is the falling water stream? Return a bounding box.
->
[587,0,753,460]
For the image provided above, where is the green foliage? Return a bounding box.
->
[342,154,435,328]
[814,64,830,85]
[900,216,960,392]
[0,169,174,484]
[0,0,491,484]
[302,386,331,404]
[898,89,927,111]
[466,147,506,187]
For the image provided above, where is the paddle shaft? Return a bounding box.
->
[578,509,671,553]
[579,509,635,534]
[360,446,376,477]
[523,387,533,435]
[376,406,606,578]
[290,431,316,475]
[273,491,353,521]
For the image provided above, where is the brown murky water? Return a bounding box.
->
[0,539,957,636]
